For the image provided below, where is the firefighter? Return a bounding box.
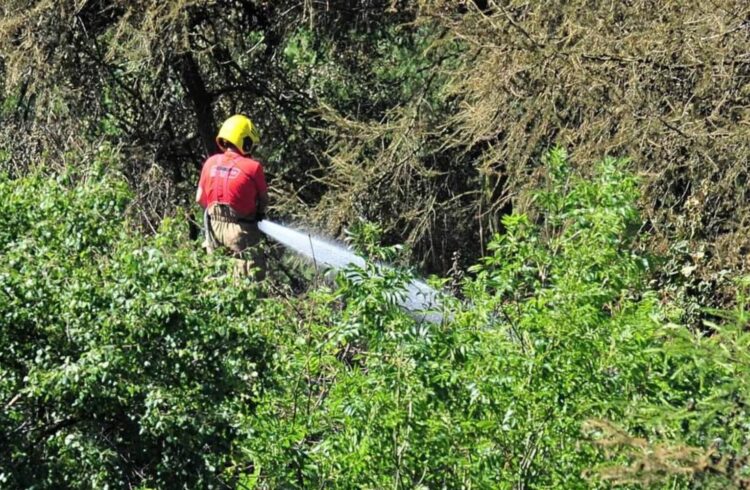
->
[196,114,268,279]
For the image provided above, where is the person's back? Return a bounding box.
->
[196,114,269,279]
[198,151,266,218]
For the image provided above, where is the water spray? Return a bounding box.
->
[258,220,443,323]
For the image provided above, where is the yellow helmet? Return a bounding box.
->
[216,114,261,155]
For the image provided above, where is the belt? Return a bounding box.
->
[208,204,256,224]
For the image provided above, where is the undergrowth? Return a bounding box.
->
[1,149,749,488]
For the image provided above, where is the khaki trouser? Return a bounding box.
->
[206,205,266,280]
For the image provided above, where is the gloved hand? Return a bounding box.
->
[256,211,266,222]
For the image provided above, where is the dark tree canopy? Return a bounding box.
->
[1,0,749,279]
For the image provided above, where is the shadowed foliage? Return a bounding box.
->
[2,1,748,288]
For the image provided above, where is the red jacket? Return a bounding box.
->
[197,151,268,217]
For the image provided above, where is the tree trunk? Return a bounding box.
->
[178,52,217,161]
[177,52,216,240]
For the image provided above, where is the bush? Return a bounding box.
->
[0,170,271,488]
[3,150,748,489]
[242,149,670,488]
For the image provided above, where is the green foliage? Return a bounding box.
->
[586,277,750,488]
[283,29,318,70]
[2,0,749,485]
[345,219,404,263]
[3,148,750,489]
[0,172,272,488]
[235,149,665,488]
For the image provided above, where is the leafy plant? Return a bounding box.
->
[240,149,671,488]
[3,148,749,489]
[0,171,273,488]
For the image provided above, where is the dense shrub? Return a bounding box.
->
[240,149,665,488]
[0,169,271,488]
[2,150,749,488]
[243,149,750,488]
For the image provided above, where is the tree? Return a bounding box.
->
[0,0,414,233]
